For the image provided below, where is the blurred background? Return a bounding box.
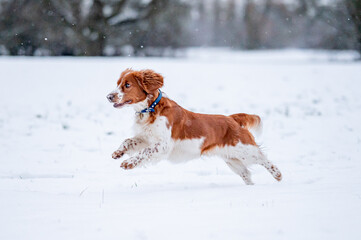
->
[0,0,360,57]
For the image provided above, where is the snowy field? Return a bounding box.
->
[0,49,361,240]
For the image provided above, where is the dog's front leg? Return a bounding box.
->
[112,137,147,159]
[120,142,170,170]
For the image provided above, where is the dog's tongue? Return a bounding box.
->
[113,101,131,108]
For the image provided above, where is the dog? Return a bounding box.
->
[107,69,282,185]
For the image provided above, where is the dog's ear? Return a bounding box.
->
[133,69,163,93]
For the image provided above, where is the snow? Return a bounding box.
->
[0,50,361,240]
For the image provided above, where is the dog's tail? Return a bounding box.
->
[229,113,262,134]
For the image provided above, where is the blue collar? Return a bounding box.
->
[137,89,162,114]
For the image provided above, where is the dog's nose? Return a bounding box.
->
[107,94,114,102]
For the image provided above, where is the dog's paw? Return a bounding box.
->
[120,160,136,170]
[112,150,124,159]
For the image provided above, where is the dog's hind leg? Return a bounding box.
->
[224,157,254,185]
[257,157,282,182]
[250,149,282,182]
[226,144,282,183]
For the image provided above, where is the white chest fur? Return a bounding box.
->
[133,116,172,143]
[133,115,204,162]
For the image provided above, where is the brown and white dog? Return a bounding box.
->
[107,69,282,185]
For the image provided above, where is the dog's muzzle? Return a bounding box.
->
[107,93,116,102]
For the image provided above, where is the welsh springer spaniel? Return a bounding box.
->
[107,69,282,185]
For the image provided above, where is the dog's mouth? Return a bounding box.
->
[113,100,132,108]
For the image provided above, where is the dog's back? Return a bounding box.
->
[108,68,282,184]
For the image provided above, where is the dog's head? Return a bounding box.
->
[107,69,164,109]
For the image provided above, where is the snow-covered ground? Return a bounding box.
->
[0,50,361,240]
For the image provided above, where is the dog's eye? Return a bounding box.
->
[125,83,130,88]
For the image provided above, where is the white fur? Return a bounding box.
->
[111,85,124,102]
[119,116,173,167]
[133,116,171,144]
[132,98,149,113]
[168,138,204,163]
[205,143,266,166]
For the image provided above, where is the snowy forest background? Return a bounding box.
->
[1,0,361,57]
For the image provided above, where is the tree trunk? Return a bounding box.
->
[84,0,106,56]
[346,0,361,56]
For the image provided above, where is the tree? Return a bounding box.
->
[0,0,42,55]
[0,0,181,56]
[43,0,170,56]
[129,0,190,56]
[294,0,358,50]
[345,0,361,54]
